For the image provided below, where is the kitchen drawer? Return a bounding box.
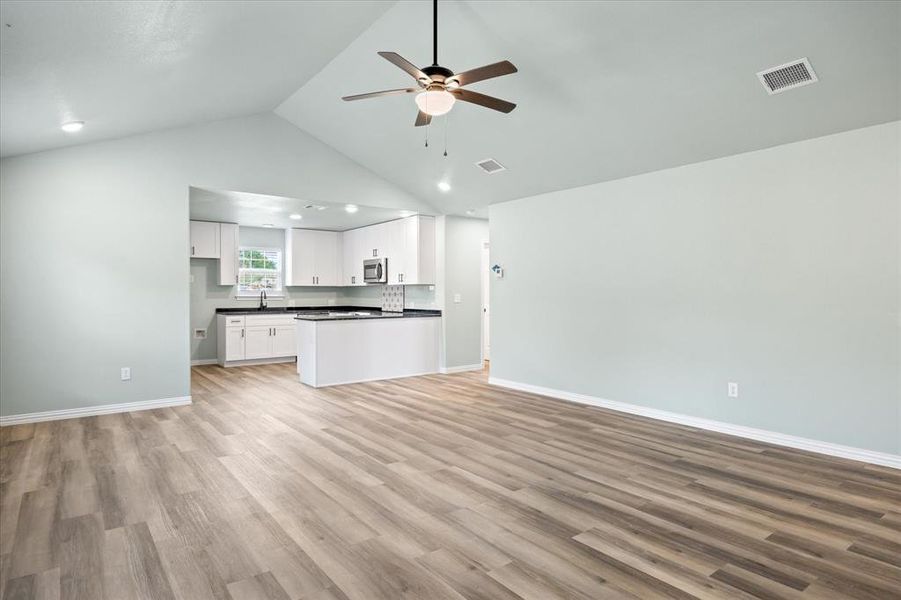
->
[222,315,245,327]
[244,314,297,327]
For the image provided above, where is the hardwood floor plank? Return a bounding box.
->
[0,363,898,600]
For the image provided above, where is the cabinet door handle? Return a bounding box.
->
[191,245,195,256]
[235,274,238,284]
[351,276,355,284]
[241,328,244,338]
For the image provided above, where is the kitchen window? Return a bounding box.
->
[238,247,283,296]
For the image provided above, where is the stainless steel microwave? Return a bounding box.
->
[363,258,387,283]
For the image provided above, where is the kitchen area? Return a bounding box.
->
[188,187,461,387]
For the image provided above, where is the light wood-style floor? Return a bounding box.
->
[1,363,900,600]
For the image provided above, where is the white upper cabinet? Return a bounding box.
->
[342,228,365,286]
[314,230,340,286]
[285,229,342,286]
[388,216,435,285]
[218,223,239,286]
[190,221,220,258]
[338,216,436,286]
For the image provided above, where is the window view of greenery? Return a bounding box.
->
[238,248,282,292]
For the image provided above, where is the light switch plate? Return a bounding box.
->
[121,367,131,381]
[453,293,462,304]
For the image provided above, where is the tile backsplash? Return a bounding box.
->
[382,285,405,313]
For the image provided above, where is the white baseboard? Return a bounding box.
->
[191,358,218,366]
[0,396,193,426]
[309,370,439,388]
[221,356,296,368]
[489,377,900,470]
[440,363,485,374]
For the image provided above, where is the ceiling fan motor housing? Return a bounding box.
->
[422,65,454,84]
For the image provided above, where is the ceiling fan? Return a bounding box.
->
[342,0,517,126]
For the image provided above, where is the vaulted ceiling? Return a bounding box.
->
[2,1,899,215]
[0,1,393,156]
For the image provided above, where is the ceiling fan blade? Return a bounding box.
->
[378,51,429,82]
[450,89,516,113]
[449,60,517,87]
[414,111,432,127]
[342,88,418,101]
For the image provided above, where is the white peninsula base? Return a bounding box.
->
[296,317,440,387]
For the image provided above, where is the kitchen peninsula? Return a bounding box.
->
[295,309,441,387]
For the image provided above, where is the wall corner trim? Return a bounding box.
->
[441,364,485,374]
[0,396,193,426]
[488,377,900,470]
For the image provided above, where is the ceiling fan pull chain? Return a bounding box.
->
[425,94,430,147]
[443,113,449,157]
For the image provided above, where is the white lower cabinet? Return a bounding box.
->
[217,314,297,366]
[272,325,296,357]
[243,326,273,360]
[223,326,245,362]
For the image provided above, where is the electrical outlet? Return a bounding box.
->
[727,382,739,398]
[453,293,462,304]
[193,328,207,340]
[121,367,131,381]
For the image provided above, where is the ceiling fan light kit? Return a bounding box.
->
[342,0,517,127]
[415,88,455,116]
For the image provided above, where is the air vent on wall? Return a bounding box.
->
[757,58,818,95]
[475,158,506,174]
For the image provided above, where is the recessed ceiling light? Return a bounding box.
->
[345,204,359,213]
[465,209,476,216]
[317,205,328,211]
[289,213,302,220]
[262,223,274,228]
[61,121,84,133]
[437,181,451,192]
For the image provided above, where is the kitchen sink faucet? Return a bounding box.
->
[259,289,268,310]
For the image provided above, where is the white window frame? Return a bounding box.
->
[236,246,285,299]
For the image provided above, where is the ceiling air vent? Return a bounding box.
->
[475,158,506,174]
[757,58,818,95]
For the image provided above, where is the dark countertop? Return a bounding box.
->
[215,306,441,321]
[295,309,441,321]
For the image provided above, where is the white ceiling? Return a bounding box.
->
[276,1,900,213]
[189,187,425,231]
[0,0,392,157]
[2,1,898,215]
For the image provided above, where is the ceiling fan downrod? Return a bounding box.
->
[432,0,438,66]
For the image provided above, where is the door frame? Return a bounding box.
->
[480,240,490,363]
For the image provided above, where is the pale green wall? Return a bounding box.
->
[490,121,900,454]
[442,217,489,369]
[0,113,431,417]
